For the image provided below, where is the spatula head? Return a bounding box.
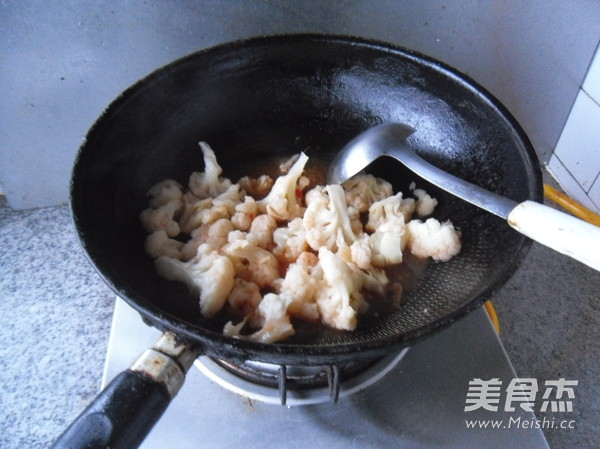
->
[327,123,416,184]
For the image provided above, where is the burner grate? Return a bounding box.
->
[212,358,379,405]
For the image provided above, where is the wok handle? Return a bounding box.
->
[50,332,202,449]
[50,370,171,449]
[508,200,600,271]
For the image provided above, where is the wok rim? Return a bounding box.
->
[70,33,542,364]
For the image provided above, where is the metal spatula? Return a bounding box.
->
[327,122,600,271]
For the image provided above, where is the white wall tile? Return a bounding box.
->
[547,154,600,213]
[588,175,600,212]
[553,90,600,192]
[582,43,600,103]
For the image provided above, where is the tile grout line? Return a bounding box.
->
[548,154,600,213]
[552,153,590,195]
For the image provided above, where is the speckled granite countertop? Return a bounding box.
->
[0,195,598,449]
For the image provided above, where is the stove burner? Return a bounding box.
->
[194,347,409,406]
[213,358,377,404]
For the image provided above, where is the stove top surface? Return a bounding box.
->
[103,298,549,449]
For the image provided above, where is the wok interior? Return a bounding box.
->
[71,35,541,363]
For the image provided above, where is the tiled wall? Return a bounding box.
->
[548,43,600,213]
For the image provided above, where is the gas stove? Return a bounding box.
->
[102,298,549,449]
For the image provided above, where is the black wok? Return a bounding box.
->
[54,34,542,448]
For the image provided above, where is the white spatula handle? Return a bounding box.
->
[507,200,600,271]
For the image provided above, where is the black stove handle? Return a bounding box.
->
[49,370,171,449]
[50,332,202,449]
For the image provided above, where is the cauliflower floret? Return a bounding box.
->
[413,188,438,217]
[199,184,244,225]
[336,234,389,293]
[369,216,408,266]
[297,175,310,192]
[222,239,280,288]
[180,218,235,260]
[144,230,183,259]
[226,215,277,251]
[180,231,204,261]
[307,184,362,236]
[348,205,364,236]
[223,317,249,338]
[247,214,277,249]
[342,174,393,213]
[227,278,262,316]
[147,179,184,208]
[348,234,372,271]
[226,229,246,244]
[258,152,308,220]
[140,199,183,237]
[279,154,300,173]
[223,292,295,343]
[178,194,213,234]
[304,184,326,206]
[231,196,258,231]
[188,142,232,199]
[238,174,274,198]
[303,184,360,252]
[155,244,235,317]
[180,184,244,233]
[247,293,295,343]
[296,250,319,267]
[204,218,235,249]
[366,192,415,233]
[272,217,308,263]
[358,265,389,296]
[278,253,322,321]
[315,248,367,331]
[406,218,461,262]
